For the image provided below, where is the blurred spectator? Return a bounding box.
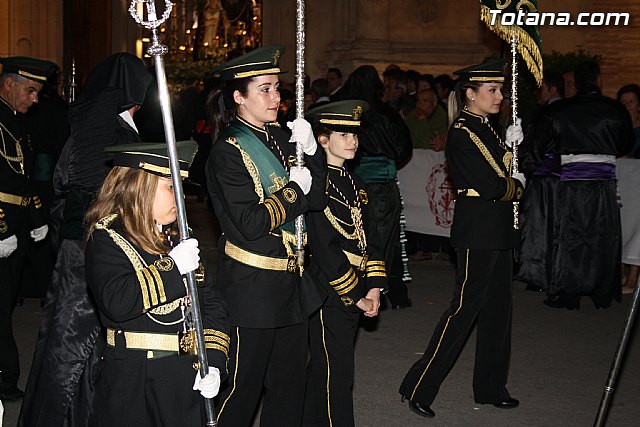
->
[327,67,343,99]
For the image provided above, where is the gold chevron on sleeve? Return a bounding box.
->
[366,260,387,278]
[264,195,285,230]
[501,177,515,201]
[149,264,167,303]
[136,270,151,311]
[330,268,359,295]
[204,329,231,356]
[142,268,158,306]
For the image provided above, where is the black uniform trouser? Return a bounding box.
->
[399,248,513,406]
[98,349,203,427]
[303,307,359,427]
[216,322,308,427]
[0,254,25,390]
[365,181,409,306]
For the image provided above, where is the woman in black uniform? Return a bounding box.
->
[85,142,229,426]
[399,59,524,419]
[302,100,387,427]
[204,45,327,426]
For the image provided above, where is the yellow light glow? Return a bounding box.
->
[179,45,186,51]
[186,29,191,34]
[223,43,228,48]
[203,42,209,47]
[142,37,150,42]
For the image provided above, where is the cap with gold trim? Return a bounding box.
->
[104,140,198,179]
[453,59,507,83]
[305,100,370,133]
[0,56,57,83]
[212,45,287,81]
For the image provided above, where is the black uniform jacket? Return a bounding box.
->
[307,165,388,313]
[549,85,634,157]
[0,97,46,251]
[85,215,230,371]
[206,116,328,328]
[446,109,523,250]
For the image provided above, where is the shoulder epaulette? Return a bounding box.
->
[94,214,119,231]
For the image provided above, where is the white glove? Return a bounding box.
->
[0,234,18,258]
[287,118,317,156]
[290,166,312,195]
[505,117,524,148]
[30,224,49,242]
[513,172,526,189]
[168,238,200,275]
[193,367,221,399]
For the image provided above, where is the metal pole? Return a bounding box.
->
[294,0,305,268]
[594,285,640,427]
[129,1,216,425]
[510,33,520,230]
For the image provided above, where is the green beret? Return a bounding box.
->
[454,59,507,83]
[104,140,198,179]
[212,45,287,81]
[0,56,57,83]
[306,100,369,131]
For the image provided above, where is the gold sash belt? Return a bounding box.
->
[0,191,30,207]
[224,240,296,273]
[106,328,179,352]
[457,188,480,197]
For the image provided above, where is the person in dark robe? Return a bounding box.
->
[542,61,634,309]
[18,52,153,427]
[338,65,413,309]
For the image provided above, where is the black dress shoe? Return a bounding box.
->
[544,294,580,310]
[392,299,412,310]
[0,386,25,401]
[476,397,519,409]
[492,397,519,409]
[402,395,435,418]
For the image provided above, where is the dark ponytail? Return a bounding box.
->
[206,76,254,142]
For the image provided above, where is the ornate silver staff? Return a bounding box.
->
[510,34,520,230]
[294,0,305,268]
[68,58,77,105]
[129,2,217,425]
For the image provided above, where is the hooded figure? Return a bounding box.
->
[19,52,153,427]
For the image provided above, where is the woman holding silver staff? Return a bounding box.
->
[399,59,525,419]
[204,45,327,426]
[85,141,229,426]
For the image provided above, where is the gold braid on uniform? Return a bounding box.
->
[94,214,181,317]
[329,267,359,296]
[457,125,505,177]
[323,206,359,240]
[225,137,264,201]
[203,328,231,357]
[457,125,518,200]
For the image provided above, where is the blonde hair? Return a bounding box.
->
[85,167,167,254]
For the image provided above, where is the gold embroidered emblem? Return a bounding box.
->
[341,296,354,306]
[0,220,7,234]
[268,173,288,193]
[288,155,297,168]
[358,189,368,204]
[503,152,513,172]
[154,257,174,272]
[179,330,197,356]
[283,188,297,203]
[287,255,297,274]
[272,49,281,65]
[353,105,363,120]
[195,262,205,286]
